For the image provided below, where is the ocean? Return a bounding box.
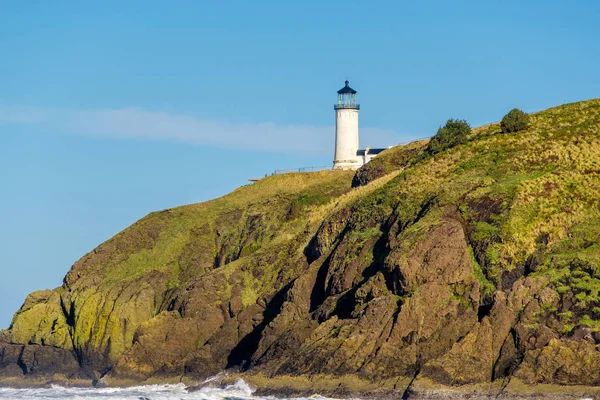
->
[0,380,340,400]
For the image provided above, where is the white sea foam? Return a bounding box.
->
[0,379,342,400]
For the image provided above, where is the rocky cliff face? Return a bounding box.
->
[1,99,600,395]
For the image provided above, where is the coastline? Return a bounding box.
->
[2,373,598,399]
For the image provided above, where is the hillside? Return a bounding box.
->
[1,99,600,397]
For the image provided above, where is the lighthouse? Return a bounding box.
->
[333,80,361,170]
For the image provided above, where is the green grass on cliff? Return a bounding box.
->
[74,98,600,299]
[353,98,600,332]
[88,170,356,285]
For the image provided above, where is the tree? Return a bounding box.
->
[500,108,530,133]
[427,119,471,155]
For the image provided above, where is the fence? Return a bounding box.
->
[272,166,330,175]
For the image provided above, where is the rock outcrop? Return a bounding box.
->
[1,99,600,396]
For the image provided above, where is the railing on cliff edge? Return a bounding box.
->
[272,166,330,175]
[247,166,330,182]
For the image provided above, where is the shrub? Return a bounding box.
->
[427,119,471,155]
[500,108,530,133]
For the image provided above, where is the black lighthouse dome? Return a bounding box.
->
[337,80,357,94]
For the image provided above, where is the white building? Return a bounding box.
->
[333,81,386,170]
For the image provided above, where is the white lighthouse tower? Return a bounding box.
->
[333,80,361,170]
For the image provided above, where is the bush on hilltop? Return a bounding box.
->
[427,119,472,155]
[500,108,530,133]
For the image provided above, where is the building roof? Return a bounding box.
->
[337,80,357,94]
[356,148,387,156]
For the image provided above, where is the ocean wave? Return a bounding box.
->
[0,379,342,400]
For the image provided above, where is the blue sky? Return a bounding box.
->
[0,0,599,328]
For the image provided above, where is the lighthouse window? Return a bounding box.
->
[338,93,356,106]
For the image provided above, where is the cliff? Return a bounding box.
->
[1,99,600,397]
